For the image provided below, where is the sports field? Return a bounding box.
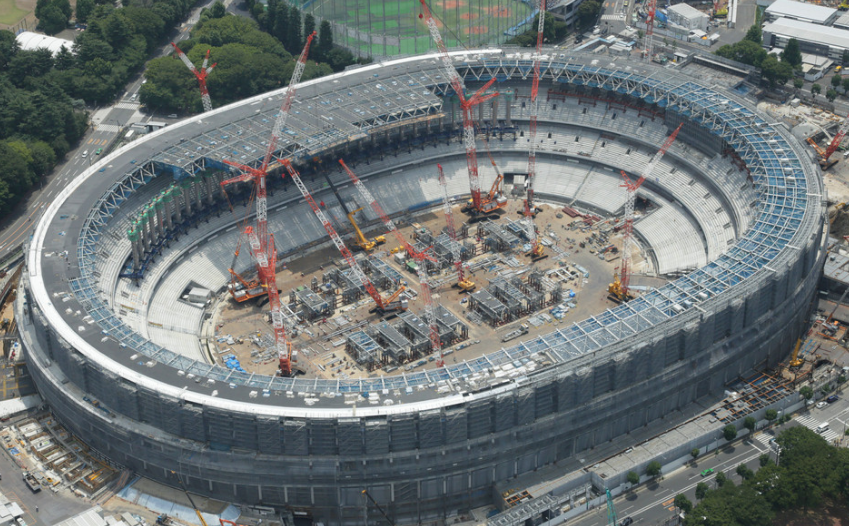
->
[304,0,534,56]
[0,0,30,27]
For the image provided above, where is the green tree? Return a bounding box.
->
[800,385,814,399]
[714,470,727,487]
[691,448,700,462]
[317,19,332,62]
[723,424,737,441]
[765,409,778,422]
[695,482,709,500]
[303,13,315,39]
[833,74,843,88]
[793,78,804,91]
[760,54,793,87]
[744,23,762,44]
[76,0,95,23]
[827,88,838,102]
[287,6,302,54]
[840,374,847,384]
[844,50,849,64]
[674,494,693,514]
[759,453,773,467]
[577,0,601,29]
[39,5,69,34]
[822,384,832,395]
[210,1,226,18]
[744,416,757,434]
[782,38,802,66]
[646,460,662,478]
[736,463,754,480]
[626,471,639,485]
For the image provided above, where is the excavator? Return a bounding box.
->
[348,207,386,252]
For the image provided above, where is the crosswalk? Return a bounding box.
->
[114,102,140,110]
[96,124,121,133]
[795,414,841,443]
[753,433,773,446]
[601,13,625,20]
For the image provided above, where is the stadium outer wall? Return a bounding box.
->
[18,54,827,525]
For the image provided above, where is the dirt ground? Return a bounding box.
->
[213,197,668,379]
[775,502,849,526]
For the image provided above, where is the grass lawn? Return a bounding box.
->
[0,0,29,26]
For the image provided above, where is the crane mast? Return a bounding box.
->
[616,124,683,299]
[644,0,657,61]
[338,159,416,256]
[280,159,403,312]
[171,43,217,113]
[419,0,499,214]
[413,250,444,367]
[526,0,546,211]
[437,164,475,291]
[220,31,315,258]
[245,228,293,375]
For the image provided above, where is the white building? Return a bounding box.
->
[764,0,837,25]
[15,31,74,57]
[763,18,849,60]
[667,3,709,32]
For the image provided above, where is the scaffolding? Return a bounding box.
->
[346,331,382,369]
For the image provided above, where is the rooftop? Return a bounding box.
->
[668,3,709,19]
[765,0,836,24]
[764,17,849,49]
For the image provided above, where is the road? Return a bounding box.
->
[566,396,849,526]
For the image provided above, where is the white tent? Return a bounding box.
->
[15,31,74,57]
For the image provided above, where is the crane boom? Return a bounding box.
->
[419,0,499,213]
[171,472,209,526]
[339,159,416,256]
[526,0,546,210]
[618,123,683,297]
[280,159,400,312]
[220,32,314,261]
[437,164,463,278]
[171,43,217,113]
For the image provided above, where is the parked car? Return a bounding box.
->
[816,401,828,409]
[827,395,839,403]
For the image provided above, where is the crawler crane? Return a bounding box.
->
[419,0,501,218]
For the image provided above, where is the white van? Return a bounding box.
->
[816,422,830,434]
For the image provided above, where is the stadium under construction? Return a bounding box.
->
[18,49,826,524]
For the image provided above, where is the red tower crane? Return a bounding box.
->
[419,0,501,216]
[644,0,658,61]
[412,250,445,367]
[338,159,417,257]
[280,159,406,313]
[171,43,217,113]
[437,164,475,291]
[220,33,315,375]
[609,123,683,302]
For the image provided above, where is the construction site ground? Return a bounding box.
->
[211,196,671,379]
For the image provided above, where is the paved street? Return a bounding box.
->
[565,396,849,526]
